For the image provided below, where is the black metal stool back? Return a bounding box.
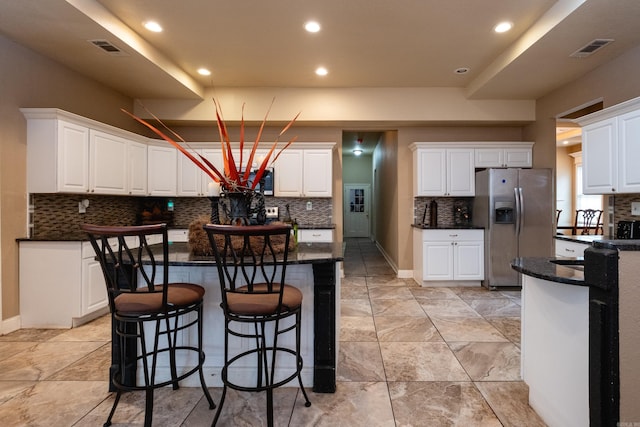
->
[203,223,311,426]
[82,223,214,427]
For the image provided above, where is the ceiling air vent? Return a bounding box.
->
[570,39,614,58]
[88,39,128,56]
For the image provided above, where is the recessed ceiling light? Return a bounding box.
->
[144,21,163,32]
[197,68,211,76]
[304,21,321,33]
[315,67,328,76]
[353,149,363,156]
[494,21,513,33]
[454,67,470,74]
[563,140,569,145]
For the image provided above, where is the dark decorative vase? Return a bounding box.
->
[224,191,253,225]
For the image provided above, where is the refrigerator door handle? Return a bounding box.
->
[514,187,521,236]
[518,187,525,233]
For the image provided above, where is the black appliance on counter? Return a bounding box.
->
[615,220,640,239]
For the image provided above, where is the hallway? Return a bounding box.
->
[0,238,545,426]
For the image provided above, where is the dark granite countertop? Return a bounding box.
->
[297,223,336,230]
[554,234,640,251]
[411,224,484,230]
[156,241,344,266]
[511,257,586,286]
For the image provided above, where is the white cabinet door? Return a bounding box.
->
[200,148,224,193]
[582,118,617,194]
[474,148,504,168]
[447,149,475,196]
[415,148,474,196]
[81,256,108,315]
[274,150,303,197]
[89,130,128,195]
[298,229,334,243]
[57,120,90,193]
[128,140,148,195]
[303,149,332,197]
[475,147,532,168]
[555,239,589,257]
[617,109,640,193]
[423,241,454,280]
[178,149,203,196]
[504,147,532,167]
[454,241,484,280]
[148,145,177,196]
[416,149,447,196]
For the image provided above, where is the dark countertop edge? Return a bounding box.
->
[411,224,484,230]
[511,257,587,287]
[160,242,344,266]
[592,239,640,251]
[554,234,608,244]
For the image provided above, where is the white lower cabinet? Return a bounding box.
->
[19,241,110,328]
[298,229,334,243]
[554,238,590,257]
[413,228,484,286]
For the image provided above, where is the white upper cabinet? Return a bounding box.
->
[22,109,148,195]
[147,144,177,196]
[413,147,474,197]
[274,145,333,197]
[577,96,640,194]
[177,148,223,196]
[89,130,128,195]
[475,145,532,168]
[128,141,148,195]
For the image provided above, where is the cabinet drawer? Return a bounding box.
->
[298,229,333,243]
[422,229,484,242]
[555,239,589,257]
[168,229,189,242]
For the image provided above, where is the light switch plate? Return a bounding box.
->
[632,202,640,216]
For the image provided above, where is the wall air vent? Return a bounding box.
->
[570,39,614,58]
[88,39,128,56]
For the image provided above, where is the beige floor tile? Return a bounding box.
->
[0,342,37,362]
[340,299,372,316]
[0,380,37,405]
[488,317,521,345]
[47,343,111,381]
[476,381,547,427]
[370,298,426,317]
[49,314,112,342]
[366,275,410,288]
[0,328,66,342]
[0,381,108,426]
[389,381,503,427]
[290,382,395,426]
[410,286,462,300]
[0,341,105,381]
[466,298,522,318]
[380,342,470,381]
[368,286,414,300]
[430,316,509,342]
[374,316,442,342]
[419,298,482,318]
[450,341,522,381]
[337,341,385,381]
[340,284,369,299]
[339,316,377,341]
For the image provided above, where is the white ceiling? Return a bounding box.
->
[1,0,639,101]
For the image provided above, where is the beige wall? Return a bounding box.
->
[0,34,140,322]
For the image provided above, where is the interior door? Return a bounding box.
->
[343,184,371,238]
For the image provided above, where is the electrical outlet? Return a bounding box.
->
[78,199,89,214]
[266,206,279,218]
[632,202,640,216]
[306,201,313,211]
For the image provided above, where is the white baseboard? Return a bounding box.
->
[1,315,21,335]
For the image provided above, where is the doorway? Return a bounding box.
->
[343,184,371,238]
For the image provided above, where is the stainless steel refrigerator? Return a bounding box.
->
[473,168,553,288]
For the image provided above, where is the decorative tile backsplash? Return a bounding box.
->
[30,194,333,239]
[413,197,474,227]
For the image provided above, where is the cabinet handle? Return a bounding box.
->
[564,248,575,253]
[449,234,458,237]
[612,188,616,192]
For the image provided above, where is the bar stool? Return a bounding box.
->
[203,224,311,427]
[82,223,215,427]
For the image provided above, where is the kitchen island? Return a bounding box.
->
[138,240,344,393]
[513,237,640,427]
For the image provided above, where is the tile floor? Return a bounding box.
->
[0,238,546,426]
